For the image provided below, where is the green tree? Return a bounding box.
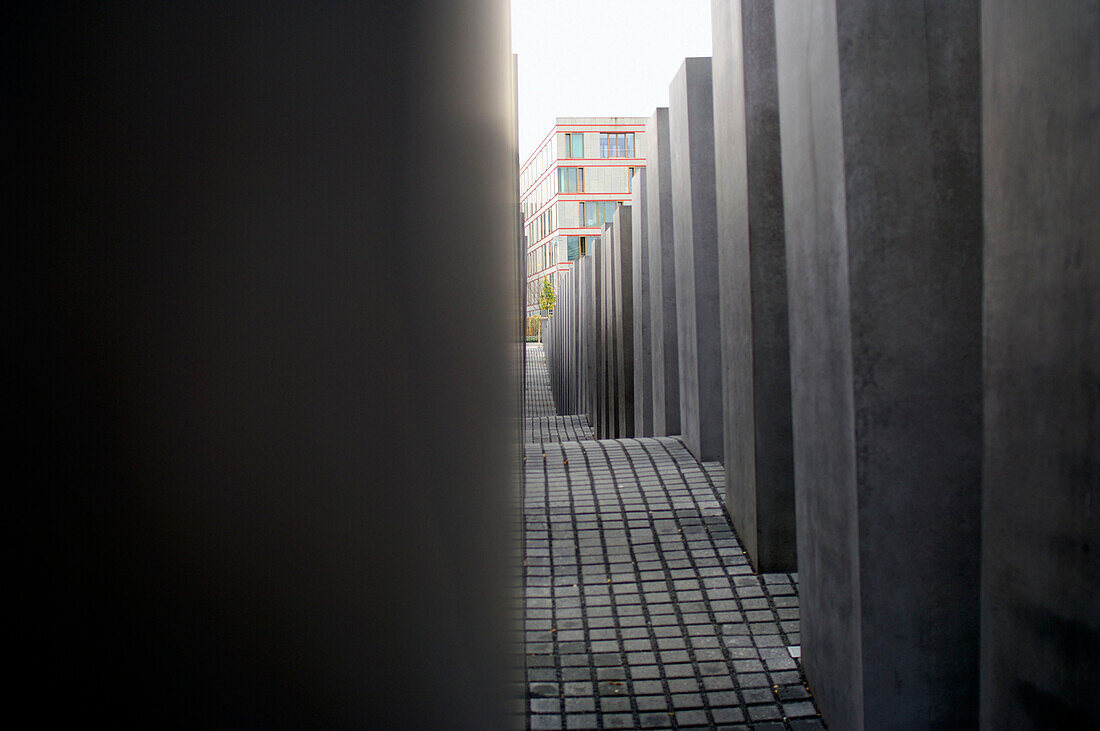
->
[538,276,555,316]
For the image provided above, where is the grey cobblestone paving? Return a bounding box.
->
[526,344,557,419]
[526,415,595,445]
[526,344,595,443]
[523,346,824,730]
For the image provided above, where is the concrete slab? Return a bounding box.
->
[980,2,1100,727]
[583,251,598,429]
[632,170,653,437]
[613,205,635,438]
[601,222,617,437]
[646,108,681,438]
[775,1,982,727]
[669,57,723,462]
[713,0,796,573]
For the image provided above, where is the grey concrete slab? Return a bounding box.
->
[632,170,654,437]
[29,1,521,724]
[980,3,1100,727]
[646,108,681,438]
[613,205,635,438]
[586,242,601,430]
[601,223,616,438]
[570,267,580,414]
[580,255,593,425]
[775,1,982,728]
[669,57,723,462]
[594,233,607,438]
[712,0,796,573]
[605,223,620,438]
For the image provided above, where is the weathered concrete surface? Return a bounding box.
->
[595,229,609,437]
[601,222,618,438]
[579,255,592,422]
[980,2,1100,728]
[712,0,795,572]
[546,268,582,415]
[632,170,654,437]
[646,108,681,438]
[775,1,982,728]
[613,205,635,438]
[669,57,723,462]
[584,249,599,429]
[576,262,585,413]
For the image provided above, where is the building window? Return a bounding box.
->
[600,132,635,158]
[564,133,583,159]
[579,236,588,257]
[627,167,635,192]
[558,167,584,193]
[579,200,620,228]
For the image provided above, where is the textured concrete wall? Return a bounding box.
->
[632,170,654,437]
[776,1,982,728]
[980,2,1100,727]
[24,2,520,725]
[571,267,580,414]
[712,0,796,572]
[613,205,635,438]
[601,223,617,437]
[588,242,602,430]
[606,222,621,437]
[583,254,594,425]
[669,58,723,462]
[593,233,607,437]
[646,108,681,438]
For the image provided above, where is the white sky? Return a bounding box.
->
[511,0,713,163]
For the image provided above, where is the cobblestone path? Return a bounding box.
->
[523,344,824,730]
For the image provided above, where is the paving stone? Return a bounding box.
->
[711,706,745,723]
[633,680,664,695]
[777,684,810,701]
[747,704,782,721]
[531,698,562,714]
[563,682,593,697]
[740,688,775,705]
[671,693,704,709]
[638,712,674,728]
[599,697,632,713]
[675,709,709,727]
[783,701,819,718]
[565,697,596,713]
[636,695,669,711]
[602,713,636,728]
[530,714,563,730]
[663,663,694,678]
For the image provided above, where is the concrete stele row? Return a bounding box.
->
[543,1,1097,728]
[545,206,637,441]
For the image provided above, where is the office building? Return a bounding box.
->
[521,117,647,315]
